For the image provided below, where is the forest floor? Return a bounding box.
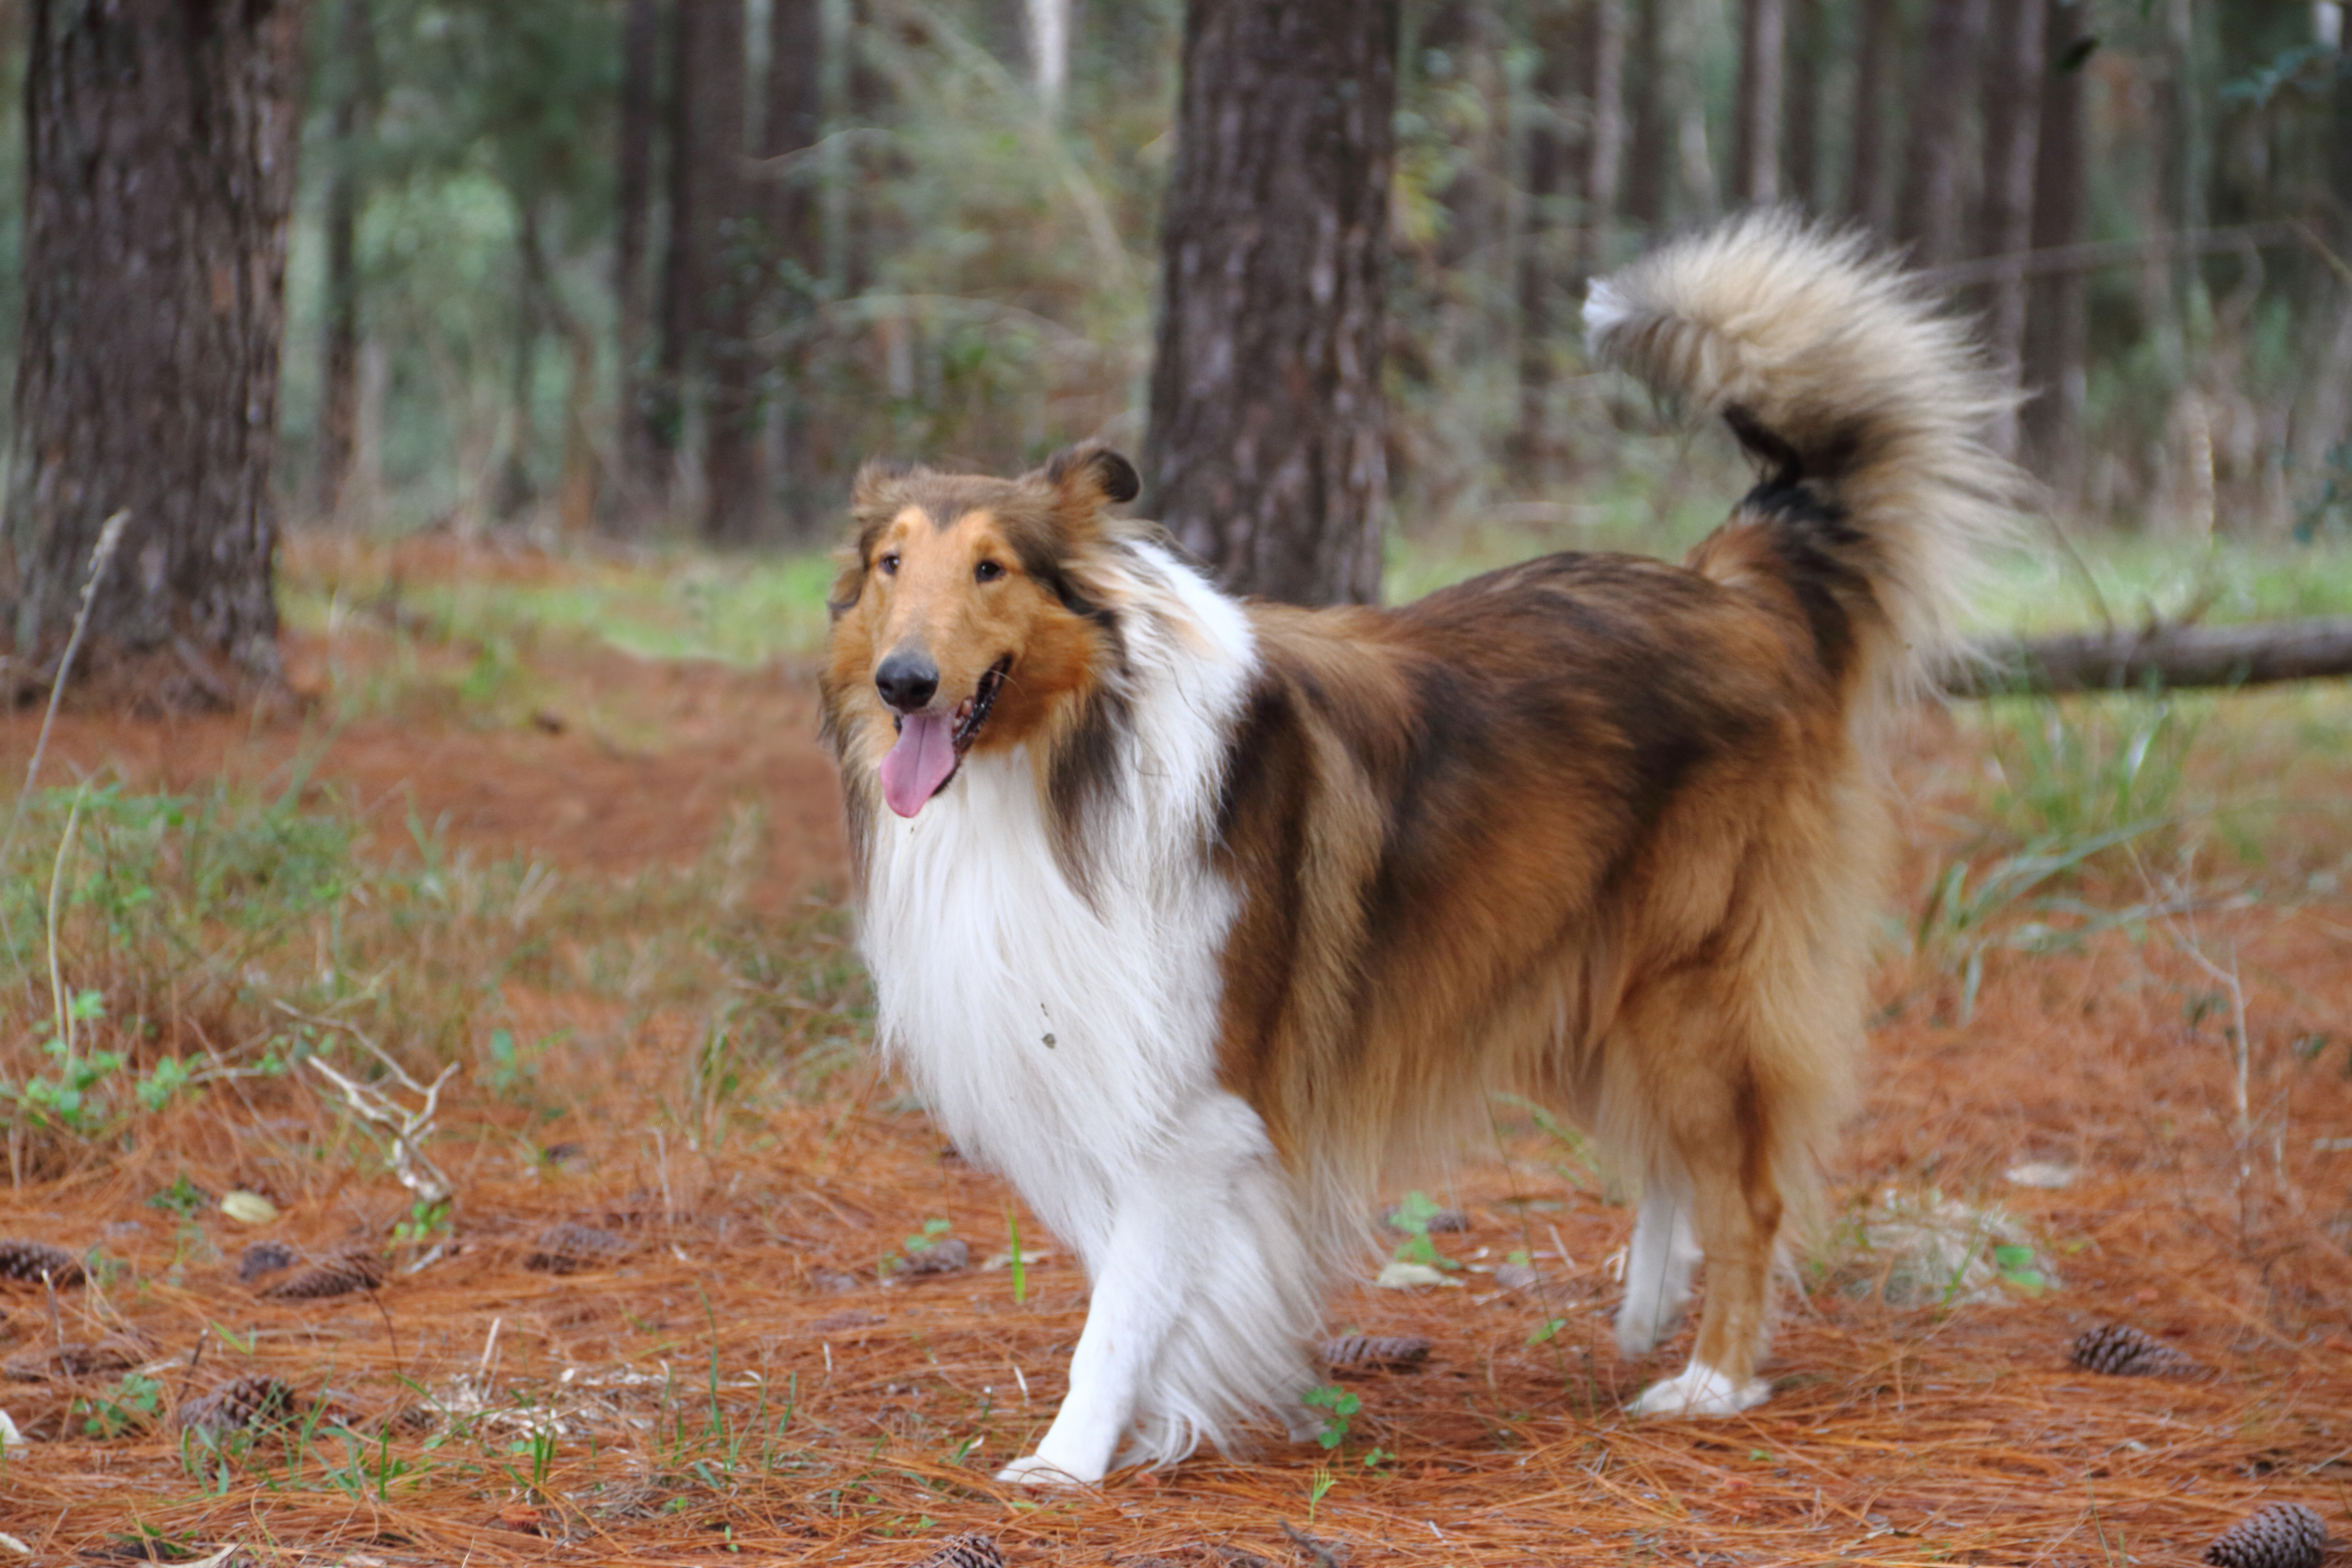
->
[0,528,2349,1567]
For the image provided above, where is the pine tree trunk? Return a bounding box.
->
[2,0,307,703]
[315,0,373,525]
[767,0,823,536]
[1512,0,1575,472]
[1024,0,1069,113]
[1783,0,1819,209]
[1583,0,1627,273]
[653,3,699,513]
[1977,0,2043,455]
[685,0,760,544]
[1145,0,1396,606]
[616,0,663,518]
[1897,0,1984,266]
[1624,0,1668,228]
[1731,0,1784,205]
[1847,0,1897,231]
[2021,0,2088,495]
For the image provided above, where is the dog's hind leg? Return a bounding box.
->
[1614,1167,1702,1358]
[995,1091,1318,1487]
[1627,1086,1781,1417]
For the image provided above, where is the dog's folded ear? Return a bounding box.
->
[1042,444,1141,510]
[851,457,915,510]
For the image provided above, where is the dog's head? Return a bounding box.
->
[821,444,1141,821]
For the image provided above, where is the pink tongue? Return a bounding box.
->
[879,713,959,818]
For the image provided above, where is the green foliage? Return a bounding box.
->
[1386,1190,1460,1273]
[1301,1384,1360,1451]
[78,1372,164,1440]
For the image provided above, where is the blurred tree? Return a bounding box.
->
[617,0,664,516]
[1024,0,1070,112]
[1847,0,1898,232]
[1146,0,1396,604]
[1979,0,2045,454]
[678,0,761,544]
[2022,0,2089,492]
[1623,0,1668,226]
[1511,0,1576,472]
[1899,0,1984,266]
[1731,0,1783,204]
[315,0,378,524]
[1,0,308,703]
[1582,0,1627,274]
[1783,0,1820,209]
[766,0,823,534]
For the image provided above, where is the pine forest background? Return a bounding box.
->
[0,0,2346,559]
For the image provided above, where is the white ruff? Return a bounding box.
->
[858,545,1321,1482]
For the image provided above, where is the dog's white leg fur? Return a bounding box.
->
[1628,1357,1772,1417]
[1615,1173,1703,1357]
[1617,1171,1774,1417]
[995,1090,1318,1487]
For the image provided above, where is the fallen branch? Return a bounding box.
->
[279,1004,457,1222]
[1952,617,2352,696]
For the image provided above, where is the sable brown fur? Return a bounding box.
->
[823,212,2026,1452]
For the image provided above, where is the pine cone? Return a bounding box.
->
[2070,1322,2207,1378]
[4,1332,152,1381]
[175,1375,297,1438]
[257,1248,386,1301]
[1323,1333,1433,1370]
[0,1239,83,1287]
[898,1238,971,1277]
[2203,1503,2328,1568]
[524,1222,630,1274]
[913,1533,1004,1568]
[236,1240,298,1284]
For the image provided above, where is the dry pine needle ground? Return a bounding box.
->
[1,540,2349,1566]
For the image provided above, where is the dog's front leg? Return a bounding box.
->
[995,1200,1177,1487]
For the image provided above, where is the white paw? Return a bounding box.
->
[994,1452,1099,1488]
[1614,1301,1684,1358]
[1628,1362,1770,1418]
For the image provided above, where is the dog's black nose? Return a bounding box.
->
[875,651,940,713]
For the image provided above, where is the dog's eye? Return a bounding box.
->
[878,553,900,576]
[974,559,1004,584]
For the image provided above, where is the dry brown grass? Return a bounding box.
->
[2,538,2349,1566]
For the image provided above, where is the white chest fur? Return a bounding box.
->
[855,548,1259,1263]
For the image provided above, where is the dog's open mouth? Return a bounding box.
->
[878,657,1009,819]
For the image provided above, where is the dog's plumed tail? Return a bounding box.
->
[1584,210,2023,713]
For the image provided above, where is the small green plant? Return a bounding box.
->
[1306,1464,1336,1523]
[78,1372,164,1439]
[1991,1243,2048,1295]
[1004,1204,1027,1304]
[1301,1383,1359,1450]
[881,1217,952,1277]
[1386,1191,1459,1272]
[391,1198,452,1250]
[147,1173,209,1219]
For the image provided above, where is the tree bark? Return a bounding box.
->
[2021,0,2088,493]
[2,0,307,702]
[1024,0,1069,113]
[616,0,663,517]
[1977,0,2044,455]
[767,0,823,535]
[1145,0,1396,606]
[1623,0,1667,228]
[1783,0,1819,209]
[1511,0,1575,472]
[1953,619,2352,696]
[1582,0,1627,274]
[315,0,373,525]
[1847,0,1897,232]
[1731,0,1783,205]
[681,0,760,544]
[1897,0,1984,267]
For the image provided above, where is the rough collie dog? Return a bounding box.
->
[819,214,2018,1486]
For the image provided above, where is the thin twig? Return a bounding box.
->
[0,510,129,986]
[44,785,87,1052]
